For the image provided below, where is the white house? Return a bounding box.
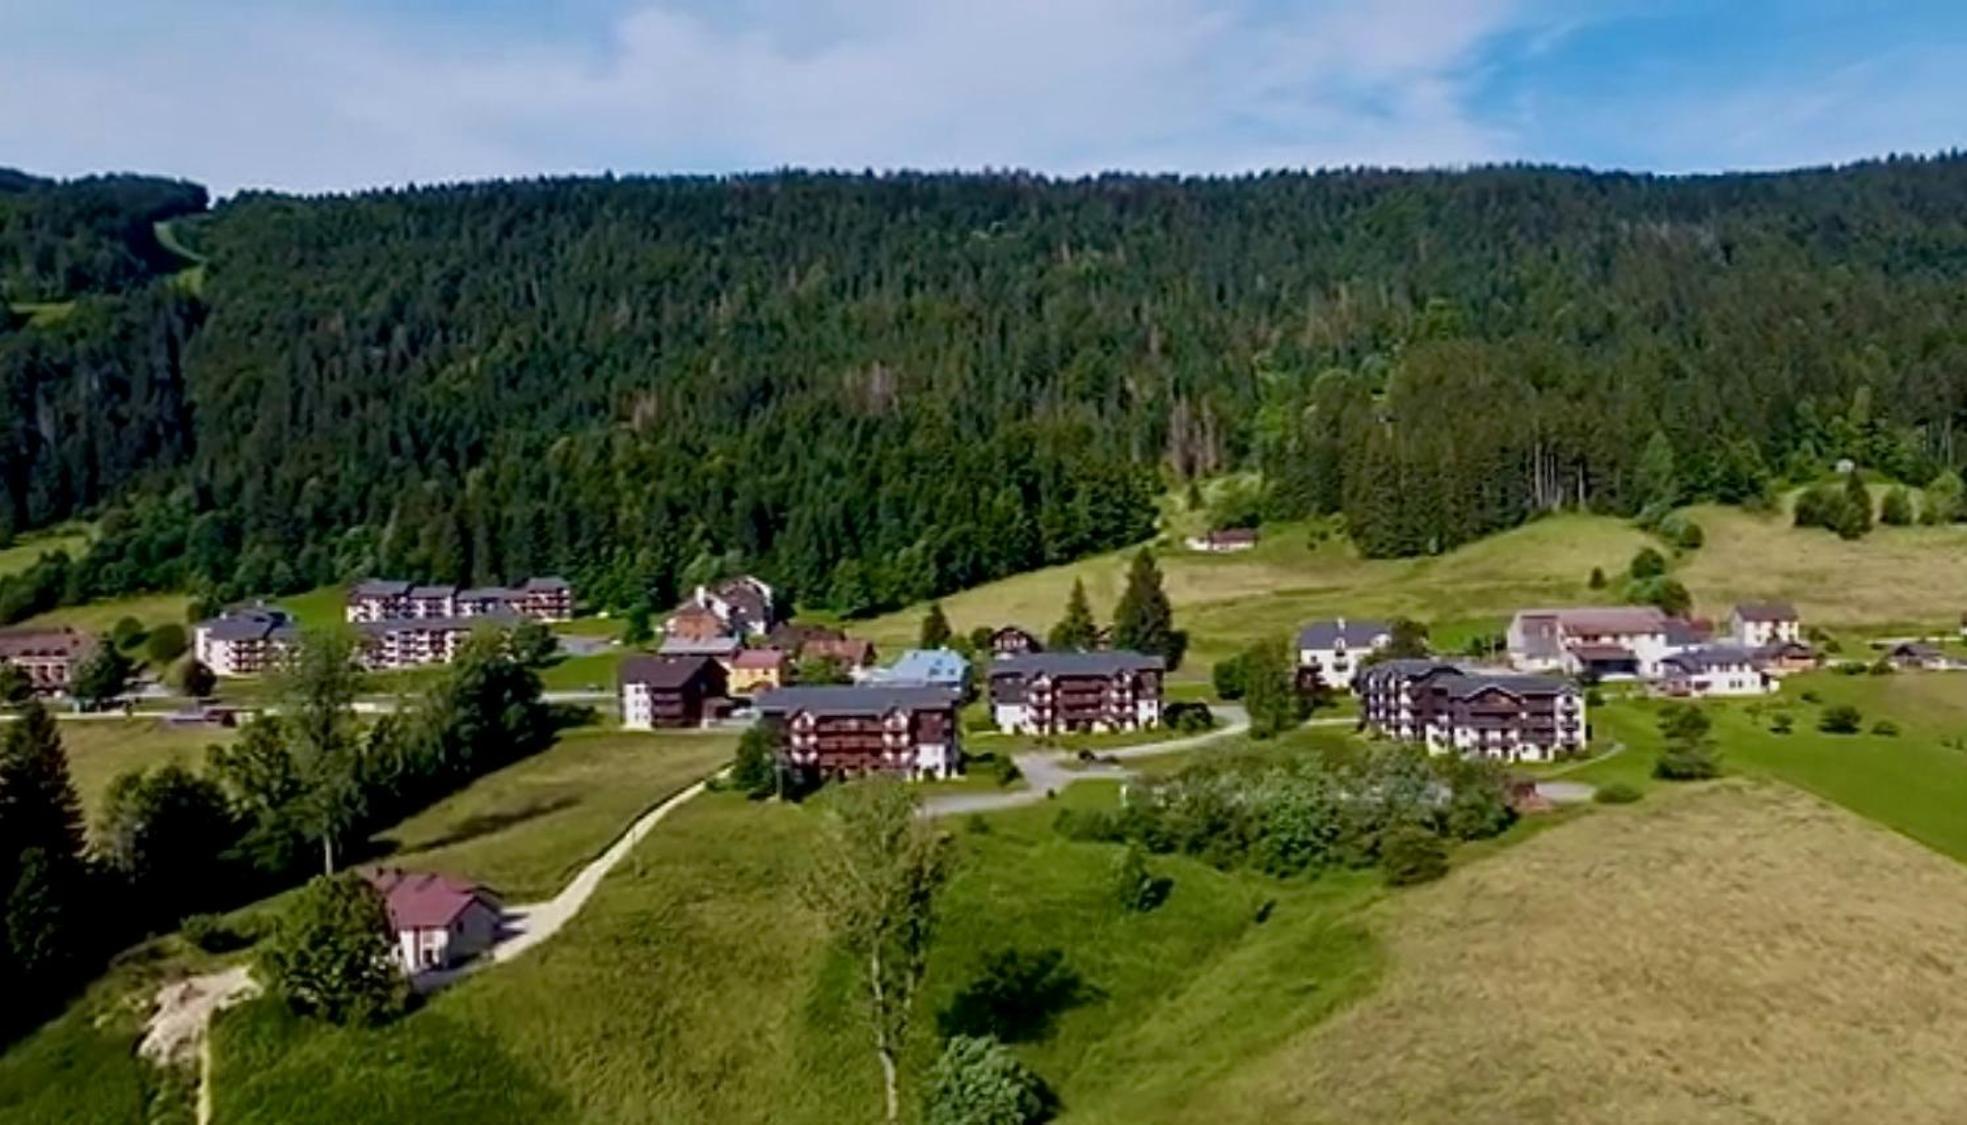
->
[1730,602,1801,648]
[193,607,299,677]
[692,576,778,638]
[1658,646,1775,697]
[1508,606,1673,678]
[1295,619,1392,690]
[362,868,503,975]
[986,652,1164,735]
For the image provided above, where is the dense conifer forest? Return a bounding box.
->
[3,157,1966,617]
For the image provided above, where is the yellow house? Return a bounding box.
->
[728,647,788,696]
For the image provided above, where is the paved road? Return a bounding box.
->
[923,705,1251,817]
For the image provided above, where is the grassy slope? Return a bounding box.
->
[21,592,191,635]
[858,505,1967,676]
[58,720,240,828]
[0,528,90,580]
[1201,781,1967,1125]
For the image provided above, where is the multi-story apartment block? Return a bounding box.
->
[193,607,300,677]
[0,627,92,694]
[347,577,573,625]
[354,612,522,670]
[618,655,729,729]
[987,651,1164,735]
[1355,659,1586,763]
[755,684,960,782]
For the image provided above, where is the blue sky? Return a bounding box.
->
[3,0,1964,194]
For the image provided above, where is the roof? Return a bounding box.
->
[804,637,876,664]
[880,648,970,684]
[197,608,295,642]
[523,576,570,591]
[755,684,958,716]
[351,579,411,597]
[1662,645,1758,672]
[409,584,458,598]
[1890,641,1944,659]
[731,647,787,670]
[620,654,718,689]
[0,627,90,659]
[1664,618,1711,646]
[1517,606,1670,635]
[769,622,844,648]
[457,586,518,601]
[991,625,1041,640]
[362,867,500,931]
[1296,619,1391,650]
[992,651,1165,677]
[1443,673,1575,700]
[658,636,743,657]
[1568,643,1637,662]
[666,603,722,623]
[1733,601,1799,622]
[705,576,772,622]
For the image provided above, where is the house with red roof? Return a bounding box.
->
[362,868,503,974]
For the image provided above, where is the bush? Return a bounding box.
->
[729,725,779,798]
[1628,547,1667,581]
[1112,842,1168,912]
[995,758,1023,788]
[171,657,217,699]
[1164,701,1214,734]
[1584,688,1605,708]
[1593,782,1642,805]
[1769,713,1794,735]
[923,1035,1052,1125]
[256,874,408,1026]
[1880,485,1916,526]
[1872,719,1900,737]
[110,615,145,650]
[1209,653,1247,701]
[1818,704,1864,734]
[1381,825,1449,887]
[1673,519,1705,550]
[1654,745,1721,780]
[1052,808,1124,844]
[145,623,189,665]
[181,913,250,953]
[1587,566,1606,589]
[938,948,1087,1043]
[1800,690,1822,704]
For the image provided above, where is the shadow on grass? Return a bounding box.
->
[402,795,583,854]
[938,948,1102,1044]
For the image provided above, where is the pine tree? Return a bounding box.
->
[1635,430,1679,512]
[1111,549,1175,661]
[1047,579,1099,652]
[919,602,953,650]
[0,701,86,896]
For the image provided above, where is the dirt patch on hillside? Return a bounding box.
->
[1193,781,1967,1125]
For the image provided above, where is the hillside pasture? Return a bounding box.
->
[50,719,239,829]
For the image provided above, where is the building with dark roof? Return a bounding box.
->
[1658,645,1773,696]
[354,612,523,670]
[1295,618,1392,691]
[988,625,1043,659]
[691,576,779,638]
[755,683,961,781]
[619,654,729,729]
[1355,660,1585,762]
[988,651,1165,735]
[347,577,574,625]
[1507,606,1673,677]
[1729,602,1802,648]
[193,607,300,677]
[0,627,92,694]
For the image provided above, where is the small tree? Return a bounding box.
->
[1587,566,1607,590]
[1210,653,1247,701]
[1381,825,1448,886]
[1922,469,1962,524]
[508,620,559,670]
[257,873,407,1025]
[1112,842,1163,912]
[172,657,218,699]
[71,638,133,711]
[0,662,32,706]
[1384,618,1429,659]
[1654,703,1721,780]
[276,629,366,874]
[1879,485,1915,527]
[1241,636,1303,739]
[923,1035,1051,1125]
[805,781,952,1123]
[920,602,953,650]
[145,623,189,665]
[622,601,654,645]
[1628,547,1667,581]
[1818,703,1863,734]
[729,723,780,799]
[110,616,145,651]
[1839,472,1873,539]
[1046,579,1099,652]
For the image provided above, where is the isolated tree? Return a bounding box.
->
[1111,549,1181,667]
[920,602,953,650]
[1922,469,1963,524]
[257,873,407,1025]
[0,701,86,895]
[1654,703,1721,779]
[1587,566,1607,590]
[1818,703,1864,734]
[729,723,780,799]
[1047,579,1099,652]
[1879,485,1915,527]
[110,616,144,651]
[1840,471,1873,538]
[276,629,366,875]
[804,780,952,1123]
[1628,547,1667,581]
[1210,652,1248,701]
[508,620,559,669]
[923,1035,1051,1125]
[71,637,132,711]
[144,622,189,665]
[1242,636,1303,739]
[172,657,217,699]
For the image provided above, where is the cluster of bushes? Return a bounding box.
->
[1622,547,1691,616]
[1054,743,1513,885]
[1793,473,1875,540]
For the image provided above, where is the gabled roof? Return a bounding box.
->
[1662,645,1758,672]
[992,651,1164,677]
[409,584,458,598]
[803,637,876,665]
[756,684,958,716]
[1733,601,1799,622]
[523,576,570,591]
[362,867,501,930]
[1568,643,1637,662]
[731,647,787,670]
[1296,619,1391,650]
[198,608,295,642]
[880,648,970,684]
[620,654,718,689]
[1516,606,1670,635]
[1444,673,1574,700]
[351,579,412,598]
[658,636,743,657]
[0,627,91,659]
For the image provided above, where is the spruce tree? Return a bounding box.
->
[919,602,953,650]
[1047,579,1099,651]
[1635,430,1679,512]
[1111,550,1175,660]
[0,701,87,897]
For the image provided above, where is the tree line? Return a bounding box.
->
[5,158,1967,621]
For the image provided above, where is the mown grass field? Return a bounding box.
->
[21,592,192,635]
[858,503,1967,676]
[1200,781,1967,1125]
[52,720,240,828]
[0,528,90,580]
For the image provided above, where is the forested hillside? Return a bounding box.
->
[3,158,1967,617]
[0,171,205,303]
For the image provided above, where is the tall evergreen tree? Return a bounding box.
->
[0,701,86,896]
[1111,549,1184,669]
[919,601,953,650]
[1047,579,1099,652]
[1635,430,1679,513]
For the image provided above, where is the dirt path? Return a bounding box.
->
[138,965,258,1125]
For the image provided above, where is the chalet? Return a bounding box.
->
[692,576,778,638]
[193,608,299,677]
[727,647,788,696]
[1183,528,1259,553]
[361,868,503,975]
[1355,659,1586,763]
[355,613,521,670]
[456,587,522,617]
[656,635,744,669]
[989,626,1043,659]
[1730,602,1801,648]
[988,651,1164,735]
[619,655,728,729]
[865,648,971,695]
[1658,646,1774,697]
[1295,618,1391,692]
[518,577,574,622]
[1507,606,1673,678]
[755,684,961,781]
[0,628,91,694]
[664,603,729,644]
[802,636,878,674]
[346,579,412,622]
[767,622,845,655]
[1885,641,1953,671]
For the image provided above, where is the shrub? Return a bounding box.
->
[145,623,189,665]
[1112,842,1168,912]
[1654,744,1721,781]
[1587,566,1606,589]
[110,615,145,650]
[171,657,217,699]
[1381,825,1449,887]
[1209,652,1247,701]
[923,1035,1051,1125]
[1800,690,1822,704]
[181,913,250,953]
[1628,547,1667,581]
[1584,688,1606,708]
[1769,713,1794,735]
[938,949,1087,1043]
[1872,719,1900,737]
[1673,519,1705,550]
[1052,808,1124,844]
[1164,701,1214,734]
[1818,704,1863,734]
[995,759,1023,788]
[1880,485,1916,526]
[1593,782,1642,805]
[729,725,779,798]
[256,874,408,1025]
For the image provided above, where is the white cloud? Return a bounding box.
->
[0,0,1523,193]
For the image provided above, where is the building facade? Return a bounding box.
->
[755,684,960,781]
[1730,602,1802,648]
[989,626,1043,659]
[1658,646,1773,697]
[1295,618,1392,691]
[727,647,788,696]
[347,577,573,624]
[1356,659,1587,762]
[691,576,778,638]
[193,608,300,677]
[619,655,729,729]
[0,628,91,694]
[988,651,1165,735]
[362,868,503,975]
[354,613,521,670]
[1508,606,1673,678]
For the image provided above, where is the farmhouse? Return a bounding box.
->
[1658,645,1774,697]
[664,604,728,643]
[619,655,729,729]
[362,867,503,975]
[0,627,91,694]
[726,647,788,696]
[1885,641,1953,671]
[193,607,299,677]
[691,576,779,638]
[346,577,573,624]
[988,651,1164,735]
[355,613,522,670]
[1355,659,1586,762]
[1507,606,1673,678]
[1183,528,1259,553]
[989,625,1043,658]
[346,579,411,622]
[1296,618,1391,691]
[1730,602,1801,648]
[755,684,961,781]
[1753,639,1819,675]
